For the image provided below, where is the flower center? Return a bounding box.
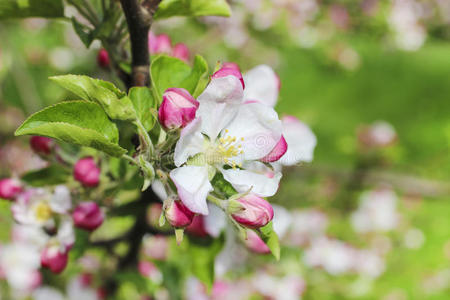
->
[205,130,244,169]
[33,201,52,222]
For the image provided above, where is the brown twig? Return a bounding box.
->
[119,0,161,87]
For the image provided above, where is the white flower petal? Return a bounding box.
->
[204,204,227,237]
[170,165,213,215]
[272,205,292,239]
[173,118,205,167]
[221,162,282,197]
[244,65,279,107]
[224,102,282,160]
[278,116,317,166]
[50,185,72,213]
[151,180,167,201]
[197,75,243,140]
[33,287,65,300]
[197,101,240,141]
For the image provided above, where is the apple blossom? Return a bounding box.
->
[212,66,245,89]
[260,135,288,163]
[221,62,241,71]
[0,242,42,291]
[186,215,209,237]
[243,65,317,166]
[170,72,283,215]
[30,136,54,155]
[231,194,274,228]
[244,230,270,254]
[12,186,72,227]
[0,178,22,200]
[158,88,199,130]
[72,202,104,231]
[74,157,100,187]
[142,235,169,261]
[172,43,190,62]
[41,246,69,274]
[351,188,399,233]
[165,200,195,228]
[138,261,163,284]
[97,49,110,68]
[149,32,172,54]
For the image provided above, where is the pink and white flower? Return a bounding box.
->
[158,88,199,130]
[351,188,399,233]
[0,178,22,200]
[12,186,72,227]
[243,65,317,166]
[170,71,283,215]
[0,242,42,291]
[231,194,274,228]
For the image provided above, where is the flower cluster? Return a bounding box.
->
[0,148,105,295]
[154,62,316,246]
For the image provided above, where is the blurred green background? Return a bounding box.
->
[1,13,449,299]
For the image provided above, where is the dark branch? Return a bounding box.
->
[119,0,160,87]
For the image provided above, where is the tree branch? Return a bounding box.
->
[119,0,158,87]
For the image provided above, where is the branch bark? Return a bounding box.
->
[119,0,161,87]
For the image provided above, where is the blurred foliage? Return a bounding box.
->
[0,8,449,299]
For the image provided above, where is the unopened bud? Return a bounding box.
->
[185,215,208,237]
[165,200,195,228]
[72,202,104,231]
[30,136,54,155]
[0,178,22,200]
[230,195,273,228]
[212,66,245,89]
[41,246,69,274]
[172,43,190,62]
[74,157,100,187]
[149,32,172,55]
[244,230,270,254]
[158,88,199,130]
[97,49,110,68]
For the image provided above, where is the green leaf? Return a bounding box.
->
[211,172,237,198]
[129,87,157,131]
[71,17,96,48]
[15,101,127,157]
[0,0,64,19]
[187,236,224,290]
[155,0,231,19]
[49,75,136,121]
[258,221,280,260]
[150,55,209,103]
[21,165,71,187]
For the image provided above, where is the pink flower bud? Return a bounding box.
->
[149,32,172,54]
[212,67,245,89]
[0,178,22,200]
[97,49,110,68]
[186,215,209,237]
[245,230,270,254]
[261,135,288,163]
[72,202,104,231]
[172,43,190,62]
[30,136,54,155]
[41,246,69,274]
[165,200,195,228]
[231,195,274,228]
[74,157,100,187]
[158,88,199,130]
